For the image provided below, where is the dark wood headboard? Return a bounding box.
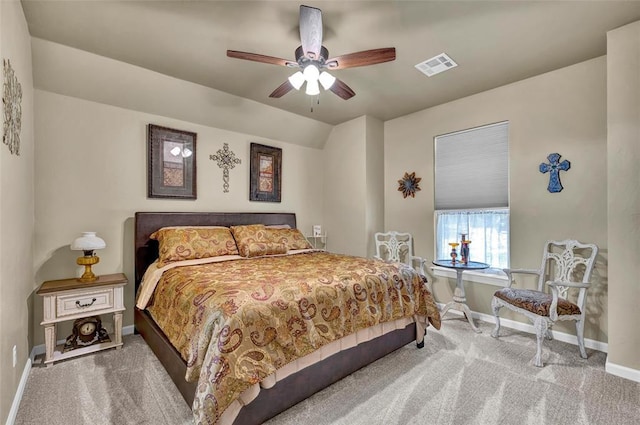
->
[134,212,297,291]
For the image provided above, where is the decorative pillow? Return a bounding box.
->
[150,226,239,265]
[230,224,274,257]
[267,228,313,250]
[245,242,288,258]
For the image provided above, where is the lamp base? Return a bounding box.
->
[77,255,100,283]
[78,274,98,283]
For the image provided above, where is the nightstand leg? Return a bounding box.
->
[114,311,123,349]
[44,323,56,366]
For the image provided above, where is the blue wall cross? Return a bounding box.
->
[539,153,570,193]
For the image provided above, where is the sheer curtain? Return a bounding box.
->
[435,209,509,269]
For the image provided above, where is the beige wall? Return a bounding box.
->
[323,117,367,256]
[33,90,324,346]
[365,116,384,257]
[0,1,34,423]
[384,57,609,342]
[606,21,640,371]
[323,115,385,257]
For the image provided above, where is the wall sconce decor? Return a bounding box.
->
[539,153,570,193]
[2,59,22,155]
[71,232,106,282]
[398,172,421,198]
[210,143,241,193]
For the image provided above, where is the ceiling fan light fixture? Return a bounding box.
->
[288,71,305,90]
[305,78,320,95]
[303,64,320,82]
[318,71,336,90]
[227,5,395,101]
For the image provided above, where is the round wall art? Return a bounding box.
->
[398,171,421,198]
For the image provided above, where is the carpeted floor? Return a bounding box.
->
[16,335,193,425]
[16,318,640,425]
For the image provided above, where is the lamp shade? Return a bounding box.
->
[71,232,106,251]
[303,64,320,81]
[288,71,305,90]
[318,71,336,90]
[305,79,320,95]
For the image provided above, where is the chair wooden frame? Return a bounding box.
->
[491,239,598,367]
[374,231,427,275]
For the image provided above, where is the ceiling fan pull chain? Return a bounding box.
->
[310,95,321,112]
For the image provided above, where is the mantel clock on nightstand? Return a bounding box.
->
[36,273,127,366]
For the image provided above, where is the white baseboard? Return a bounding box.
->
[605,358,640,383]
[437,302,609,353]
[440,303,640,384]
[6,357,32,425]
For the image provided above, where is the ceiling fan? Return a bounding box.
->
[227,5,396,100]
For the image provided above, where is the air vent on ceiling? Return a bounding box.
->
[415,53,457,77]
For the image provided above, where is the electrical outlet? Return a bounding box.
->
[313,225,322,237]
[12,345,17,368]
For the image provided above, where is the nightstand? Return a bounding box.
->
[305,234,327,250]
[36,273,127,366]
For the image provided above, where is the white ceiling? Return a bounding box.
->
[21,1,640,125]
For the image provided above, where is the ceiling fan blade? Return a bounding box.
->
[227,50,296,67]
[325,48,396,70]
[329,78,356,100]
[299,5,323,60]
[269,80,295,98]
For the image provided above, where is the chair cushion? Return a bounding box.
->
[494,288,581,317]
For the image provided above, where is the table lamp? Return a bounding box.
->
[70,232,106,282]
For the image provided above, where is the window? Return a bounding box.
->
[434,122,509,270]
[435,209,509,269]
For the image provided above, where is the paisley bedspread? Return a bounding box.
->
[145,251,441,424]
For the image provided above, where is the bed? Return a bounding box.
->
[134,212,440,425]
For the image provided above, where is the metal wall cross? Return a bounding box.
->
[210,143,241,193]
[539,152,570,193]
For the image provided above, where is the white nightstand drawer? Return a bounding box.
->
[56,288,113,317]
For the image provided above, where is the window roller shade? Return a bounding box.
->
[435,121,509,210]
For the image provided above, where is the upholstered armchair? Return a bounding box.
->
[491,240,598,367]
[374,231,427,276]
